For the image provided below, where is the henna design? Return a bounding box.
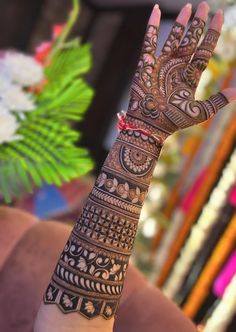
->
[127,20,228,139]
[191,29,220,73]
[96,171,147,204]
[45,234,128,318]
[44,132,159,319]
[120,146,155,176]
[177,17,205,59]
[90,188,142,216]
[104,139,160,186]
[44,10,229,320]
[74,200,139,251]
[162,23,185,55]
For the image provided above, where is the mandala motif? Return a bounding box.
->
[182,64,201,88]
[120,145,154,176]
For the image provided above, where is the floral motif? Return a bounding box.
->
[162,23,185,54]
[105,177,118,193]
[46,287,54,300]
[62,294,73,308]
[129,187,141,204]
[77,257,88,272]
[97,172,107,187]
[110,264,121,275]
[116,183,129,199]
[105,305,113,317]
[95,172,147,203]
[143,53,155,65]
[84,301,95,314]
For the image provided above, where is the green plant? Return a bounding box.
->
[0,0,94,202]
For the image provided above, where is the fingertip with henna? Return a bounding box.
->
[209,9,224,31]
[195,1,209,21]
[176,3,192,26]
[148,4,161,27]
[221,88,236,102]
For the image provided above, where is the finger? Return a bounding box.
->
[191,10,224,72]
[161,3,192,55]
[197,91,229,119]
[140,4,161,57]
[177,1,209,59]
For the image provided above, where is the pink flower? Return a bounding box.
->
[35,42,52,64]
[34,24,64,64]
[52,24,65,39]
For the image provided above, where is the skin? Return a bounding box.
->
[34,2,236,332]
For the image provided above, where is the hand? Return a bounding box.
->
[127,2,236,141]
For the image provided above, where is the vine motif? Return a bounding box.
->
[62,240,127,282]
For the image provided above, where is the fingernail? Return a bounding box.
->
[199,1,210,9]
[215,9,224,15]
[185,3,192,9]
[154,4,159,9]
[200,1,209,6]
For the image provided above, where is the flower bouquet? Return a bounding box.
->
[0,0,94,202]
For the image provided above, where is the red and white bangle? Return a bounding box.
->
[117,110,164,145]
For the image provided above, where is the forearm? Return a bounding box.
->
[35,3,234,331]
[43,128,162,319]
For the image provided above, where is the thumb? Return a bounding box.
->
[198,91,229,119]
[221,88,236,102]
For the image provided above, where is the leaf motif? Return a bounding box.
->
[89,252,96,260]
[89,265,95,275]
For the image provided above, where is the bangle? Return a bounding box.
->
[117,111,164,145]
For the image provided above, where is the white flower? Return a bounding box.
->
[1,52,44,86]
[0,82,36,112]
[0,61,12,83]
[0,107,21,144]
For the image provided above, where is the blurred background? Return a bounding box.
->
[0,0,235,331]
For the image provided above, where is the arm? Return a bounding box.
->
[34,2,235,331]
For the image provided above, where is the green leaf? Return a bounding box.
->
[0,38,94,202]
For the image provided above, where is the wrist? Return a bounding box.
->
[124,112,170,142]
